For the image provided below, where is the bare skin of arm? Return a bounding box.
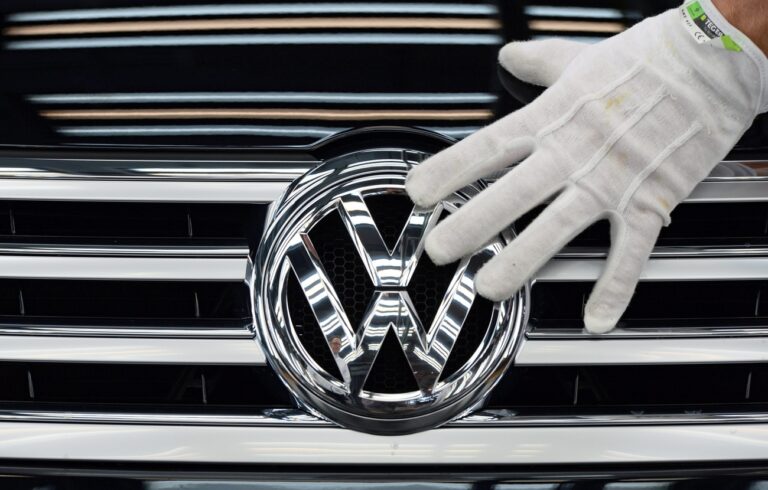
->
[713,0,768,55]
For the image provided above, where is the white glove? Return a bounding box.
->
[407,0,768,333]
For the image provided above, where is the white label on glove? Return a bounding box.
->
[680,0,742,52]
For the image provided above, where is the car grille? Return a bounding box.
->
[0,147,766,434]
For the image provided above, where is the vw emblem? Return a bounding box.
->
[252,149,525,435]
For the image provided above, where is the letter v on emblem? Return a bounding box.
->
[287,196,485,395]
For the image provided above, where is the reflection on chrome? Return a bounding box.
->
[55,125,485,141]
[28,92,498,105]
[41,108,493,121]
[531,35,607,44]
[604,484,673,490]
[5,18,502,37]
[56,125,348,137]
[528,19,626,34]
[524,6,626,19]
[495,485,558,490]
[252,149,524,434]
[6,33,503,50]
[421,126,483,138]
[9,3,499,23]
[335,192,439,287]
[147,483,472,490]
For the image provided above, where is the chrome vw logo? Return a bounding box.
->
[252,149,525,435]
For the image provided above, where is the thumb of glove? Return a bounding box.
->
[499,38,589,87]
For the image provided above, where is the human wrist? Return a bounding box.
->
[712,0,768,56]
[681,0,768,114]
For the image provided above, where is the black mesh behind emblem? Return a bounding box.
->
[286,194,492,391]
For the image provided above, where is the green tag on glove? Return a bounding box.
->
[681,1,742,52]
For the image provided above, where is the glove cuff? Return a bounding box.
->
[683,0,768,114]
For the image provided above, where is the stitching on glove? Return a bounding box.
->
[567,87,669,184]
[502,191,604,292]
[658,38,753,122]
[537,62,644,138]
[680,63,749,123]
[616,122,704,224]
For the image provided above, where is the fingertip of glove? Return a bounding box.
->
[424,230,458,266]
[583,305,619,334]
[474,265,518,302]
[405,167,440,208]
[498,42,527,75]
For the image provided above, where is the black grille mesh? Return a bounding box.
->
[0,280,248,331]
[3,361,768,418]
[488,364,768,414]
[517,202,768,248]
[0,363,292,409]
[531,281,768,330]
[0,201,267,247]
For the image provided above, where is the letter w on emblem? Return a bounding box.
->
[286,192,487,395]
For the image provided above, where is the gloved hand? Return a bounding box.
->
[407,0,768,333]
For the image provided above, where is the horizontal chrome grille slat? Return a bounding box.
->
[0,421,765,463]
[0,322,252,338]
[0,255,247,280]
[0,336,265,364]
[535,256,768,282]
[516,337,768,365]
[0,152,316,201]
[0,179,294,202]
[0,156,315,181]
[5,334,766,365]
[687,180,768,202]
[559,246,768,258]
[6,408,768,428]
[0,244,248,257]
[0,157,760,202]
[527,326,768,338]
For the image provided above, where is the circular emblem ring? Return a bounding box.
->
[252,149,525,435]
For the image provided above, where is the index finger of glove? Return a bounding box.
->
[423,150,566,265]
[405,105,540,208]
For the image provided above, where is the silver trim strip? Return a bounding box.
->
[688,180,768,201]
[0,421,767,463]
[457,410,768,427]
[0,409,323,427]
[6,407,768,429]
[0,158,760,200]
[0,157,314,181]
[0,244,248,258]
[535,256,768,282]
[705,160,768,180]
[0,155,314,201]
[0,323,253,338]
[29,92,498,105]
[9,4,500,23]
[56,125,348,138]
[560,246,768,259]
[7,34,505,50]
[0,255,247,280]
[524,6,627,19]
[527,326,768,338]
[0,179,295,202]
[9,332,767,365]
[0,335,265,364]
[516,336,768,365]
